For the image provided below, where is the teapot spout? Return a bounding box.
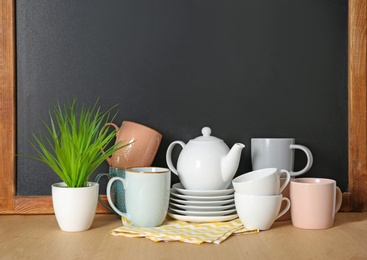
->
[221,143,245,183]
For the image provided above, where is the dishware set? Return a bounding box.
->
[95,123,342,230]
[168,183,238,223]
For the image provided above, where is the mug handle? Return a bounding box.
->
[100,123,119,166]
[166,141,185,176]
[106,177,130,219]
[279,170,291,194]
[276,197,291,220]
[289,144,313,177]
[94,173,114,212]
[335,186,343,213]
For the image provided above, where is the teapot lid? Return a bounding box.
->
[193,127,222,142]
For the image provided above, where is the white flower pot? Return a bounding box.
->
[52,182,99,232]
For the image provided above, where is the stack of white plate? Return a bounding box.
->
[168,183,237,223]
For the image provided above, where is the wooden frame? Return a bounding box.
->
[0,0,366,214]
[348,0,367,211]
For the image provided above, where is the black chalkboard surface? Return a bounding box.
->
[16,0,348,195]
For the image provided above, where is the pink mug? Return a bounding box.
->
[103,121,162,168]
[290,178,342,229]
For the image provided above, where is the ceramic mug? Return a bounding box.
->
[290,178,342,229]
[94,167,126,214]
[106,167,170,227]
[235,193,291,230]
[103,121,162,169]
[251,138,313,177]
[232,168,290,195]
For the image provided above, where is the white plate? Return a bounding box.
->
[169,201,235,211]
[172,183,234,196]
[169,206,237,216]
[170,197,235,206]
[168,212,238,223]
[170,189,234,201]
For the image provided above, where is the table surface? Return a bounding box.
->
[0,212,366,259]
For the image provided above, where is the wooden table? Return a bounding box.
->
[0,212,366,259]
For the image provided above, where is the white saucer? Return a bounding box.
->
[168,212,238,223]
[170,197,235,206]
[169,206,237,216]
[169,201,235,211]
[172,183,234,196]
[170,189,234,201]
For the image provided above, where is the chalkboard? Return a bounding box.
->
[16,0,348,195]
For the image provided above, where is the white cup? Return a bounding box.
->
[251,138,313,177]
[232,168,290,195]
[235,193,291,230]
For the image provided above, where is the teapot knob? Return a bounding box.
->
[202,127,211,136]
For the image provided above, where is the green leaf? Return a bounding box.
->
[20,98,129,187]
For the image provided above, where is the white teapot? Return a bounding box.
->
[166,127,245,190]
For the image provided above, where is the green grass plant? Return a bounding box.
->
[25,98,127,187]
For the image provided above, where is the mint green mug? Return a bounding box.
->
[107,167,171,227]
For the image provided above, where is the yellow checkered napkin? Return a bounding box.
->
[110,216,258,244]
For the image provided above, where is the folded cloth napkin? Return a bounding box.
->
[110,216,258,244]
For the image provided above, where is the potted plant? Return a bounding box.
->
[24,98,127,232]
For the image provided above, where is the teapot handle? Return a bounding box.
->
[166,141,185,176]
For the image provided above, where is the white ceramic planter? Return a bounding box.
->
[52,182,99,232]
